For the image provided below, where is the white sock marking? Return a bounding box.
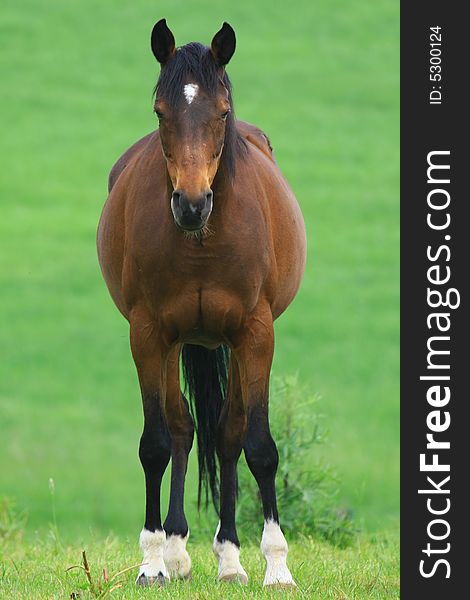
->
[137,528,169,582]
[260,519,296,586]
[183,83,199,104]
[213,522,248,584]
[164,532,191,578]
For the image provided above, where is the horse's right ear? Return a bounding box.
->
[151,19,176,65]
[211,22,236,67]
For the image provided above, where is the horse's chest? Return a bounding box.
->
[155,284,248,346]
[131,228,271,342]
[150,260,264,343]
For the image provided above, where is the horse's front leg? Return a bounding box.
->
[238,306,296,587]
[130,310,171,586]
[162,344,194,579]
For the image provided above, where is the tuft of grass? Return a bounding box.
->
[66,550,142,598]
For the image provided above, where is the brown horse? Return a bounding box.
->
[97,19,306,587]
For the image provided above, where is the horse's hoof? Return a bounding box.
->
[219,571,248,585]
[264,581,297,590]
[170,570,192,581]
[136,572,169,587]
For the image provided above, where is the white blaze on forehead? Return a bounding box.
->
[183,83,199,104]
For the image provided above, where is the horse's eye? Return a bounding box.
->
[155,110,164,120]
[221,110,230,120]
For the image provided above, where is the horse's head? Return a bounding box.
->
[152,19,237,232]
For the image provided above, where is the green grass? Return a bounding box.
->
[1,0,398,556]
[0,530,399,599]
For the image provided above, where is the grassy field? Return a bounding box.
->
[1,0,399,590]
[0,522,399,599]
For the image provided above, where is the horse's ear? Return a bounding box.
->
[151,19,176,65]
[211,22,236,67]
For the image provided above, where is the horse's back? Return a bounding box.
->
[236,121,275,162]
[108,131,158,192]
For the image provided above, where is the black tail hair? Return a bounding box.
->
[181,343,230,512]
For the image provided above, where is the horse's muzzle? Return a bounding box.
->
[171,190,213,231]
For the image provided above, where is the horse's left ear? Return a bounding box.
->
[211,22,236,67]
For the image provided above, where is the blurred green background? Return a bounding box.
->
[0,0,399,540]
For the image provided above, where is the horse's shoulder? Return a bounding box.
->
[236,121,276,163]
[108,131,159,193]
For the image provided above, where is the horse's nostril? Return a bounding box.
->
[170,190,213,229]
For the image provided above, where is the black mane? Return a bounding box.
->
[154,42,246,178]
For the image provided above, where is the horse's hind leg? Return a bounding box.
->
[212,359,248,584]
[162,344,194,579]
[239,308,295,587]
[130,310,171,586]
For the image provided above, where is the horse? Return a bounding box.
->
[97,19,306,588]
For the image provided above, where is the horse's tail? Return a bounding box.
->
[181,343,230,513]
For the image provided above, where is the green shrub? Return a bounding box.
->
[0,497,26,546]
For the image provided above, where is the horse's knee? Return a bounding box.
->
[139,427,171,472]
[244,421,278,480]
